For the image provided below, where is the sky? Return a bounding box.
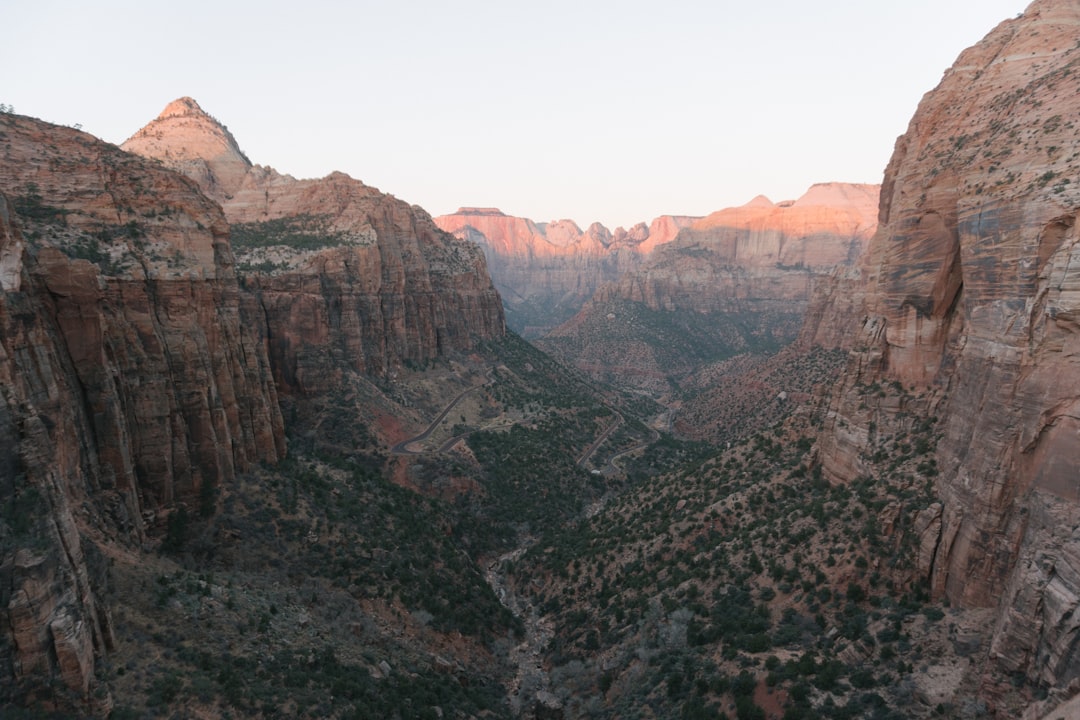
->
[4,1,1031,230]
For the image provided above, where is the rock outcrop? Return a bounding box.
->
[0,112,287,710]
[538,184,879,394]
[124,98,505,387]
[434,208,696,336]
[812,0,1080,705]
[0,96,507,712]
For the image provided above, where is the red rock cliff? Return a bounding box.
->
[535,183,878,394]
[123,99,505,388]
[592,183,879,312]
[0,112,286,710]
[434,207,697,336]
[814,0,1080,703]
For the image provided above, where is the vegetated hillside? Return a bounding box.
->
[538,184,878,400]
[90,329,685,719]
[0,106,682,718]
[506,386,986,720]
[434,208,697,337]
[672,344,848,445]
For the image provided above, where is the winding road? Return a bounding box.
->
[390,380,488,455]
[575,412,623,468]
[603,424,661,474]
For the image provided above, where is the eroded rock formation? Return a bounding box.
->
[539,184,879,393]
[0,112,287,710]
[812,0,1080,706]
[434,207,696,336]
[0,99,509,710]
[124,98,505,388]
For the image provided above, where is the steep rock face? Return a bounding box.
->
[434,208,696,336]
[588,183,877,313]
[0,113,286,709]
[813,0,1080,703]
[123,100,504,387]
[539,184,879,393]
[675,183,879,267]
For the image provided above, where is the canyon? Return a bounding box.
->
[434,207,697,337]
[3,0,1080,717]
[537,183,879,398]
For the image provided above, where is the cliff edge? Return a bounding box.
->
[813,0,1080,707]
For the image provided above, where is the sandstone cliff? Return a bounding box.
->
[434,207,696,336]
[539,183,879,394]
[124,98,505,386]
[812,0,1080,707]
[0,112,287,710]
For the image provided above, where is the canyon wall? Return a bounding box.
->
[0,98,506,711]
[0,112,287,710]
[813,0,1080,704]
[434,207,696,336]
[538,184,879,393]
[124,98,505,389]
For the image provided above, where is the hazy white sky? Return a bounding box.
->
[5,1,1029,229]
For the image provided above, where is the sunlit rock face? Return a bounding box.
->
[124,99,505,388]
[535,184,879,393]
[434,208,697,336]
[813,0,1080,703]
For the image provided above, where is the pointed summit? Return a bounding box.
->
[122,97,252,202]
[158,96,202,116]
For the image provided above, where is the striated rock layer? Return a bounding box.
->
[539,184,879,393]
[1,97,506,711]
[0,112,287,710]
[124,98,505,389]
[434,207,697,336]
[812,0,1080,706]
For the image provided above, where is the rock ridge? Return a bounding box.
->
[124,99,506,385]
[537,183,880,394]
[434,207,699,335]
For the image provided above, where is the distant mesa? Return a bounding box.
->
[455,207,507,216]
[434,207,699,337]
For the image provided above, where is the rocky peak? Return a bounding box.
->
[793,182,880,210]
[157,96,210,119]
[584,221,613,246]
[123,98,505,382]
[121,97,252,203]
